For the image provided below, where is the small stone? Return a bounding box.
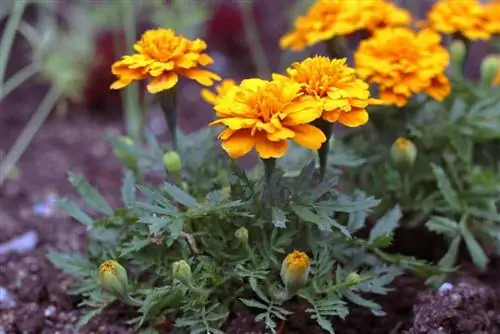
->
[0,288,16,309]
[437,282,453,295]
[44,305,56,318]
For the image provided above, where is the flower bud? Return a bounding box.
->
[172,260,192,287]
[163,151,182,174]
[480,55,500,86]
[345,272,362,285]
[113,136,136,168]
[450,40,466,70]
[234,227,249,245]
[391,137,417,171]
[280,250,310,293]
[99,260,129,299]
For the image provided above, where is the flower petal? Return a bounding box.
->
[289,124,326,150]
[147,72,178,93]
[337,110,369,127]
[220,129,255,159]
[254,131,288,158]
[178,68,221,86]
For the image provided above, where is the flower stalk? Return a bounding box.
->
[158,87,178,149]
[325,36,347,59]
[312,118,334,180]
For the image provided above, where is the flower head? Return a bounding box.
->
[279,0,411,51]
[485,1,500,35]
[172,260,193,287]
[99,260,129,298]
[391,137,417,170]
[274,56,382,127]
[201,79,237,105]
[163,150,183,174]
[427,0,491,40]
[354,28,451,107]
[110,28,221,94]
[209,78,326,159]
[280,250,310,291]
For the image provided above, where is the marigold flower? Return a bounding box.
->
[209,78,326,159]
[110,28,221,94]
[279,0,411,51]
[201,79,237,105]
[280,250,310,291]
[485,1,500,35]
[274,56,382,127]
[427,0,491,40]
[354,28,451,107]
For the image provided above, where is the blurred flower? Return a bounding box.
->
[274,56,382,127]
[172,260,193,287]
[209,78,326,159]
[355,28,451,107]
[201,79,237,105]
[480,55,500,86]
[427,0,491,40]
[99,260,129,299]
[234,227,249,245]
[110,28,221,94]
[345,272,362,285]
[485,1,500,35]
[163,150,183,174]
[493,66,500,86]
[391,137,417,170]
[279,0,411,51]
[280,250,310,292]
[450,39,467,71]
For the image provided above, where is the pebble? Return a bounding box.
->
[44,305,56,318]
[438,282,453,295]
[0,287,16,309]
[0,230,39,255]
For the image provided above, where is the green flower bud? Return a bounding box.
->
[450,40,466,70]
[172,260,192,287]
[345,272,362,285]
[480,55,500,86]
[234,227,249,245]
[163,151,183,174]
[391,137,417,171]
[113,136,136,168]
[181,181,189,192]
[99,260,129,299]
[280,250,310,293]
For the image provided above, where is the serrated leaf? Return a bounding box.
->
[425,216,459,237]
[430,163,461,211]
[75,306,106,329]
[438,235,461,269]
[46,251,96,277]
[239,298,268,310]
[121,170,136,207]
[462,227,489,270]
[347,210,367,233]
[369,205,402,243]
[449,98,467,123]
[162,183,200,208]
[57,198,93,227]
[67,172,114,215]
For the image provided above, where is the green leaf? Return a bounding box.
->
[425,216,460,238]
[369,205,402,243]
[46,251,96,277]
[461,226,489,270]
[430,163,461,211]
[75,306,106,329]
[239,298,268,310]
[57,198,93,227]
[438,235,461,269]
[67,172,114,215]
[449,98,467,123]
[121,170,136,207]
[162,183,200,208]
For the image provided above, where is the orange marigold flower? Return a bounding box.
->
[493,68,500,86]
[274,56,382,127]
[280,250,310,290]
[201,79,237,105]
[209,78,326,159]
[427,0,491,40]
[110,28,221,94]
[354,28,451,107]
[279,0,411,51]
[485,0,500,35]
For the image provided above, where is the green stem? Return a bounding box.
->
[325,36,347,59]
[239,1,271,78]
[121,0,142,140]
[0,0,29,96]
[1,61,40,99]
[312,118,334,180]
[0,87,61,186]
[158,87,178,149]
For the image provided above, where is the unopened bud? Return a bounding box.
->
[391,137,417,171]
[172,260,192,287]
[234,227,249,245]
[450,40,466,70]
[163,151,182,174]
[280,250,310,294]
[480,55,500,86]
[99,260,129,299]
[113,136,136,168]
[345,272,362,285]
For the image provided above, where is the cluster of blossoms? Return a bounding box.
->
[427,0,500,40]
[279,0,411,51]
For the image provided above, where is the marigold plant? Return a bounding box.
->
[200,79,237,105]
[426,0,491,40]
[280,0,411,51]
[354,28,451,107]
[274,56,382,127]
[209,78,326,159]
[110,28,221,93]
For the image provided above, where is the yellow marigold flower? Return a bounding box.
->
[209,78,326,159]
[110,28,221,94]
[280,250,310,291]
[201,79,236,105]
[427,0,491,40]
[279,0,411,51]
[274,56,382,127]
[485,0,500,35]
[354,28,451,107]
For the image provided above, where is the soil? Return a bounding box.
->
[2,1,500,333]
